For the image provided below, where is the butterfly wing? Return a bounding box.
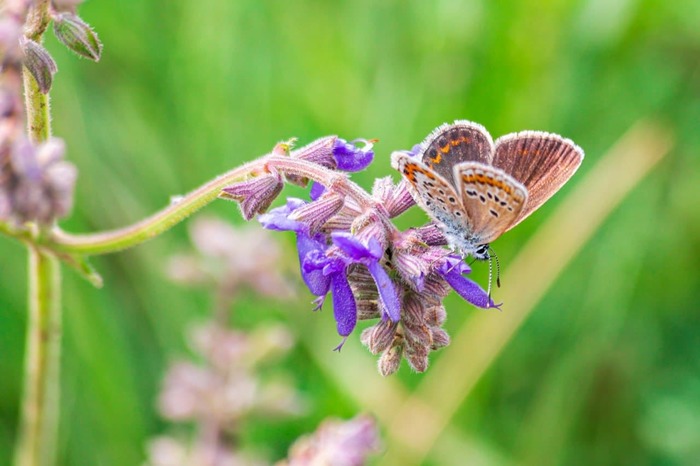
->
[492,131,584,229]
[454,162,528,244]
[417,120,495,184]
[391,152,473,232]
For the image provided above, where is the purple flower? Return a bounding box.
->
[302,252,357,342]
[437,256,498,309]
[332,138,374,172]
[259,199,329,296]
[331,232,401,322]
[307,138,376,201]
[309,181,326,201]
[260,199,359,341]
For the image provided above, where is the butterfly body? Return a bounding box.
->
[392,120,584,258]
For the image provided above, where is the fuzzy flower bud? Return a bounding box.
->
[220,170,284,220]
[360,318,398,355]
[52,13,103,61]
[21,39,57,94]
[372,177,416,218]
[287,192,345,234]
[378,345,403,376]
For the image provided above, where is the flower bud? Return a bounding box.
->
[286,136,337,187]
[287,192,344,234]
[430,327,450,350]
[220,171,284,220]
[52,13,102,61]
[22,39,57,93]
[378,344,403,376]
[405,345,429,372]
[360,319,398,355]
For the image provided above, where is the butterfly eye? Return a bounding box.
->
[474,243,490,260]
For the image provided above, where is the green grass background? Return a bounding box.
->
[2,0,700,465]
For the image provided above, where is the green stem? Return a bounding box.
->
[14,248,61,466]
[49,158,268,255]
[22,0,52,144]
[22,68,51,143]
[14,3,58,465]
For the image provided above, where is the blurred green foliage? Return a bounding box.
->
[2,0,700,465]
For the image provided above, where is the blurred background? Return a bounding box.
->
[2,0,700,465]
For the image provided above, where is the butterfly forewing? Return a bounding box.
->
[454,162,527,244]
[492,131,584,229]
[419,120,495,183]
[391,153,473,232]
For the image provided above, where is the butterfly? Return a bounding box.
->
[392,120,584,260]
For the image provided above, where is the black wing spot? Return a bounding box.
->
[479,195,486,203]
[487,192,493,199]
[466,190,477,197]
[500,201,507,206]
[489,209,499,217]
[448,196,456,203]
[455,211,462,217]
[507,206,513,212]
[438,189,445,195]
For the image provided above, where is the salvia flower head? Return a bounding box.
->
[0,137,77,226]
[223,135,498,374]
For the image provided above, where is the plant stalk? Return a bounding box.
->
[14,248,62,466]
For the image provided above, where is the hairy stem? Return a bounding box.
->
[15,2,59,465]
[49,158,268,255]
[22,0,52,143]
[14,248,61,466]
[22,69,51,143]
[49,154,376,256]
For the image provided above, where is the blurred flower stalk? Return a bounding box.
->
[144,217,379,465]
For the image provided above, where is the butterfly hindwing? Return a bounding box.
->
[391,152,472,232]
[492,131,583,229]
[454,162,527,244]
[418,120,495,184]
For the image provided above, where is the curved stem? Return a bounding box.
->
[49,154,377,256]
[14,248,61,466]
[50,158,268,255]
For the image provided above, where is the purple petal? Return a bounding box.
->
[330,271,357,337]
[333,138,374,172]
[258,197,307,232]
[297,235,331,296]
[439,265,496,309]
[310,182,326,201]
[331,232,382,261]
[367,261,401,322]
[441,255,471,275]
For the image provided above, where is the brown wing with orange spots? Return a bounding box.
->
[492,131,583,230]
[391,152,473,232]
[454,162,528,244]
[418,120,495,185]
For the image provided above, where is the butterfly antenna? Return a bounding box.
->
[489,247,501,288]
[486,255,493,300]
